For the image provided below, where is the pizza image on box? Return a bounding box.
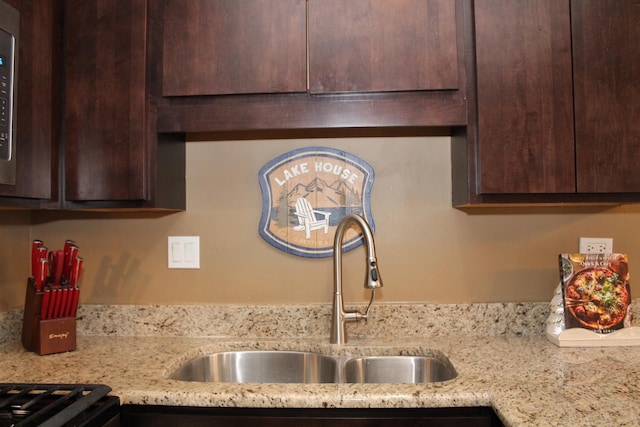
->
[559,253,632,333]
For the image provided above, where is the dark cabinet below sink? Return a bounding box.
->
[121,406,504,427]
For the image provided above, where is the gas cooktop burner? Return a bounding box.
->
[0,383,119,427]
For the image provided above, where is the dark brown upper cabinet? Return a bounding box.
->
[64,0,184,209]
[0,0,61,208]
[572,0,640,194]
[308,0,458,94]
[453,0,640,206]
[6,0,638,211]
[474,0,574,195]
[162,0,307,97]
[162,0,459,97]
[154,0,469,133]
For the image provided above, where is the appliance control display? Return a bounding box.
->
[0,28,15,162]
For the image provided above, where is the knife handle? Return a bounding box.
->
[70,287,80,317]
[66,246,79,282]
[60,287,69,319]
[32,246,47,286]
[40,287,51,320]
[35,258,47,291]
[56,288,68,319]
[48,250,64,287]
[31,240,44,278]
[63,242,78,282]
[70,257,83,288]
[47,288,58,320]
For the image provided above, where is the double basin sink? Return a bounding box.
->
[169,350,457,384]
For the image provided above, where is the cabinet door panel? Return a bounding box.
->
[474,0,575,194]
[572,0,640,193]
[64,0,147,201]
[162,0,307,96]
[0,0,58,203]
[308,0,459,94]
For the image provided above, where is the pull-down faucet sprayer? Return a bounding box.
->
[330,214,383,345]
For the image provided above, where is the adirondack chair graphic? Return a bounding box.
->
[293,197,332,239]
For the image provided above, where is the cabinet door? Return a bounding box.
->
[0,0,59,204]
[473,0,575,194]
[64,0,147,201]
[162,0,307,96]
[572,0,640,193]
[308,0,459,94]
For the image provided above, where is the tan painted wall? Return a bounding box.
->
[3,135,639,308]
[0,211,32,310]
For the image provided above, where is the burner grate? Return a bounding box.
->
[0,383,119,427]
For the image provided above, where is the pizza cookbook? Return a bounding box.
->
[559,253,633,334]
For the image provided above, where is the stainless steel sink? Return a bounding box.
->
[169,351,338,383]
[169,350,457,384]
[343,356,456,384]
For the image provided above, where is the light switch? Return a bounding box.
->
[171,242,184,260]
[184,242,196,262]
[168,236,200,269]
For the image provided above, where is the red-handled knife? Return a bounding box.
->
[56,287,68,319]
[34,258,47,291]
[66,246,79,283]
[70,257,83,287]
[31,240,44,279]
[48,250,64,287]
[36,246,47,264]
[62,240,77,283]
[40,286,51,320]
[68,257,83,317]
[47,287,58,320]
[69,287,80,317]
[63,239,75,257]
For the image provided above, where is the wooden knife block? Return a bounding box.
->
[21,279,77,355]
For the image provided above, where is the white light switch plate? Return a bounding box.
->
[168,236,200,269]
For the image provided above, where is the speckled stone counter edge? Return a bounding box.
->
[1,301,638,344]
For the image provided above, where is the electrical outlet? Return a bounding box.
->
[579,237,613,254]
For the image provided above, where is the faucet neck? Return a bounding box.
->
[330,214,382,345]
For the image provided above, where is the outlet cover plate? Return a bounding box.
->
[579,237,613,254]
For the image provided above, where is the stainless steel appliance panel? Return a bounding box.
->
[0,0,18,185]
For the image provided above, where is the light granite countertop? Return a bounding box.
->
[0,303,639,426]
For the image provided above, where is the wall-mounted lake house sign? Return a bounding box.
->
[259,147,375,258]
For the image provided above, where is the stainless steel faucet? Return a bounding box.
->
[330,214,383,345]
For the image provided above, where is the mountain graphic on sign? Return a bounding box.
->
[287,177,361,207]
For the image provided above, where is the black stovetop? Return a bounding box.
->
[0,383,119,427]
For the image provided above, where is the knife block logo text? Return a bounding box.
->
[48,332,70,340]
